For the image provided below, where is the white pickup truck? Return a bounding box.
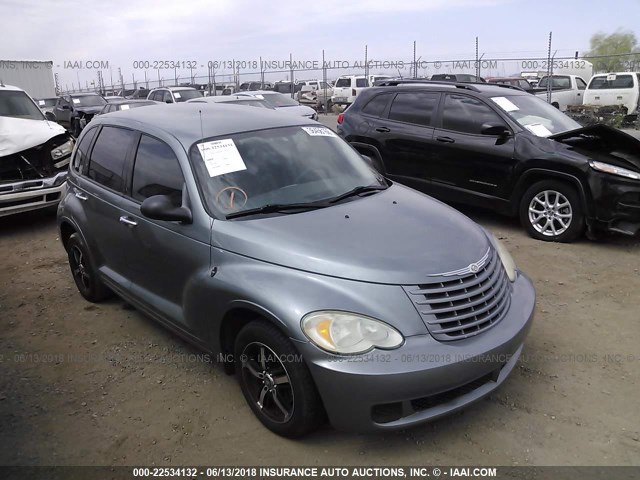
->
[583,72,640,116]
[534,74,588,111]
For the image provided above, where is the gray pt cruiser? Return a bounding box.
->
[57,103,535,437]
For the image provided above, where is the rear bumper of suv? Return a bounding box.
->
[296,272,535,433]
[0,172,68,217]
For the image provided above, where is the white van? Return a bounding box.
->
[583,72,640,115]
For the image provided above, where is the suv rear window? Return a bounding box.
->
[87,126,138,192]
[362,93,393,117]
[588,74,635,89]
[388,92,439,126]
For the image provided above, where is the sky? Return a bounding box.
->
[1,0,639,90]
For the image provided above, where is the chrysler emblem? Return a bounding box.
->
[428,248,490,277]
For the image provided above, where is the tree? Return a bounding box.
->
[584,30,640,73]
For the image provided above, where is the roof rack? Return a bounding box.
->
[374,79,481,92]
[490,83,525,92]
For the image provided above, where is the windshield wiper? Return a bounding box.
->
[328,184,388,204]
[225,202,330,219]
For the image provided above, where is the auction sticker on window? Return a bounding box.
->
[525,123,552,137]
[174,92,181,99]
[72,98,80,104]
[197,139,247,177]
[301,126,337,137]
[120,105,130,110]
[491,97,519,112]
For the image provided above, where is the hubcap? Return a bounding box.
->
[70,245,91,291]
[241,342,293,423]
[528,190,572,237]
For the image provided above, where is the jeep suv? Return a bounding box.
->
[337,80,640,242]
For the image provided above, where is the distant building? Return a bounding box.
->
[0,60,56,98]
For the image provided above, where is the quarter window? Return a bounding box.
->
[362,93,393,118]
[72,127,98,173]
[389,92,439,126]
[132,135,184,206]
[87,126,138,192]
[442,94,505,134]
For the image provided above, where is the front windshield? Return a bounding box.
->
[189,125,387,218]
[0,90,45,120]
[72,95,107,107]
[260,93,299,107]
[490,94,581,136]
[37,98,57,107]
[174,90,203,102]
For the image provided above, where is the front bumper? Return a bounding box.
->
[296,272,535,432]
[588,171,640,236]
[0,172,68,217]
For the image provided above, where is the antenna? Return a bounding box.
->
[199,109,204,140]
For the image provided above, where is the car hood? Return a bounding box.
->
[212,184,491,285]
[74,105,104,115]
[549,124,640,171]
[0,116,66,157]
[274,105,316,117]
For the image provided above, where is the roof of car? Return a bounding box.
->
[69,92,103,97]
[94,103,313,146]
[151,86,197,91]
[187,96,267,103]
[107,99,156,105]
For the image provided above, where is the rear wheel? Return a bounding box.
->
[519,180,584,242]
[66,233,111,302]
[234,321,324,437]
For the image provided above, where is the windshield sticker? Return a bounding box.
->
[174,92,181,99]
[38,100,45,106]
[301,126,337,137]
[72,98,80,104]
[255,94,264,99]
[525,123,552,137]
[120,104,130,110]
[197,139,247,177]
[606,73,617,81]
[491,97,519,112]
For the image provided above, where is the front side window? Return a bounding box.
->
[442,94,504,134]
[389,92,439,127]
[87,126,138,192]
[189,126,387,217]
[132,135,184,206]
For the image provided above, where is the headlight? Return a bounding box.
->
[301,311,404,355]
[489,234,517,282]
[589,161,640,181]
[51,139,74,160]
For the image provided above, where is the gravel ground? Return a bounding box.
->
[1,121,639,466]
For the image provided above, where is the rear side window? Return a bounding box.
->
[356,78,367,88]
[361,93,393,117]
[87,126,138,192]
[388,92,440,127]
[132,135,184,206]
[442,94,504,134]
[72,127,98,173]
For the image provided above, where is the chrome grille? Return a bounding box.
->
[403,248,511,341]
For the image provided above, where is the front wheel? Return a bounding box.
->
[519,180,584,242]
[234,321,324,437]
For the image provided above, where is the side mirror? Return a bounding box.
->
[140,195,192,223]
[165,99,172,104]
[45,111,56,121]
[481,123,510,136]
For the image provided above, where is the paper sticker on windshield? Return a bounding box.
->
[38,100,45,106]
[255,94,264,99]
[72,98,80,104]
[301,126,337,137]
[606,74,617,81]
[197,139,247,177]
[491,97,519,112]
[525,123,552,137]
[174,92,181,99]
[120,104,130,110]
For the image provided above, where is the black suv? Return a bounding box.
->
[337,80,640,242]
[53,93,107,137]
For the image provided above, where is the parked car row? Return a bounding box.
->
[337,79,640,242]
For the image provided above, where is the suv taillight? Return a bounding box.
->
[337,113,344,124]
[351,88,357,96]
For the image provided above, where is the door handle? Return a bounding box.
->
[74,191,88,201]
[436,136,455,143]
[119,216,138,227]
[375,127,390,133]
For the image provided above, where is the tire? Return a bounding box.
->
[519,180,584,242]
[234,320,324,437]
[66,233,111,302]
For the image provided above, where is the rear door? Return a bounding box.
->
[430,93,516,200]
[76,125,139,290]
[371,91,440,190]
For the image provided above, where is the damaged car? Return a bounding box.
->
[53,93,107,137]
[337,80,640,242]
[0,83,74,217]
